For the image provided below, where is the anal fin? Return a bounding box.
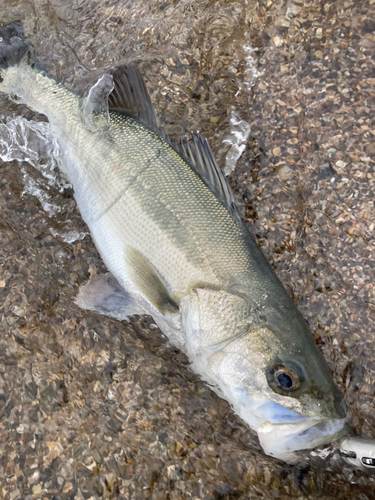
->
[75,272,143,320]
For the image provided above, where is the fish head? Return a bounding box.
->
[181,287,348,462]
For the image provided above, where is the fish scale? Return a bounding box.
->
[85,112,256,294]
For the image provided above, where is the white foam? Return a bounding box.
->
[0,116,61,178]
[0,116,85,243]
[223,107,251,175]
[50,226,88,244]
[223,41,259,174]
[237,42,260,96]
[21,166,61,216]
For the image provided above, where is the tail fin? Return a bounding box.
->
[0,22,29,79]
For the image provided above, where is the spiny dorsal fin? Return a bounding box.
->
[107,65,158,133]
[168,133,241,222]
[106,65,240,220]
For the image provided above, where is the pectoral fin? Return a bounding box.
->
[125,246,179,315]
[75,272,144,320]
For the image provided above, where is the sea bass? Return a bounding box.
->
[0,24,347,462]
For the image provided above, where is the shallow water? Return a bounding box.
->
[0,0,375,499]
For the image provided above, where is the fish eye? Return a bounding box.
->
[274,368,300,391]
[266,361,304,394]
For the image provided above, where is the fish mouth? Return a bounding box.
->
[257,416,348,463]
[226,390,348,462]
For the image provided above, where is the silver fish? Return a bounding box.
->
[0,26,347,462]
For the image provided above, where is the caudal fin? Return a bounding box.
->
[0,22,29,78]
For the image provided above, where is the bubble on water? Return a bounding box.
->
[0,116,87,242]
[223,107,251,175]
[50,226,88,244]
[21,166,62,216]
[0,116,60,179]
[222,40,259,175]
[310,446,333,459]
[238,42,260,97]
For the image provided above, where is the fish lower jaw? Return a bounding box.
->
[257,417,348,463]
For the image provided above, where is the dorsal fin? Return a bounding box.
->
[168,133,241,221]
[107,65,158,133]
[106,65,240,221]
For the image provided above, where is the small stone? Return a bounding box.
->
[264,467,272,486]
[6,316,18,326]
[11,305,26,317]
[74,488,85,500]
[175,441,183,454]
[10,490,20,500]
[28,470,40,486]
[91,448,103,464]
[32,484,42,495]
[167,465,183,480]
[335,160,348,169]
[276,164,294,181]
[62,481,74,493]
[273,147,281,156]
[273,36,283,47]
[16,423,29,433]
[276,99,286,106]
[55,442,64,454]
[105,473,116,486]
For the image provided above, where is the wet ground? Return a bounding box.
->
[0,0,375,498]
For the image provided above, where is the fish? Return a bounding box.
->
[0,22,347,462]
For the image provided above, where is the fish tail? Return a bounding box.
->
[0,22,29,78]
[0,21,38,102]
[0,22,78,120]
